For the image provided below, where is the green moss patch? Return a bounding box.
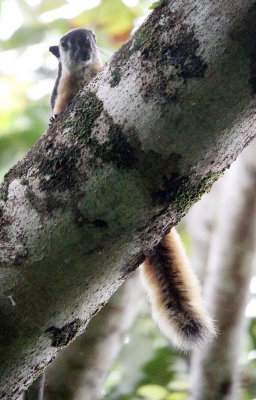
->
[67,91,104,138]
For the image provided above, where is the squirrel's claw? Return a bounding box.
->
[48,113,59,128]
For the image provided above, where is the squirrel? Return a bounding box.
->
[49,28,103,120]
[49,28,216,351]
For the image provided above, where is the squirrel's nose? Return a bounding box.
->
[81,52,90,61]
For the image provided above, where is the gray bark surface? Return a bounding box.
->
[24,375,45,400]
[43,271,143,400]
[1,0,256,398]
[190,140,256,400]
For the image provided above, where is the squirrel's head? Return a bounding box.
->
[49,28,99,72]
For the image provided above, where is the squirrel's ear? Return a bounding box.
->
[49,45,60,59]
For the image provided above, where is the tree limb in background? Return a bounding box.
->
[43,271,143,400]
[186,183,220,281]
[19,272,143,400]
[24,375,45,400]
[189,139,256,400]
[1,0,256,398]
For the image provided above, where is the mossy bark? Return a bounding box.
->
[1,0,256,398]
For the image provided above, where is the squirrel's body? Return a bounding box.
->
[49,28,216,351]
[52,65,101,114]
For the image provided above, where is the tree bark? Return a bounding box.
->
[1,0,256,398]
[43,271,143,400]
[189,139,256,400]
[24,375,45,400]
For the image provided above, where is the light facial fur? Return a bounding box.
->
[49,28,103,115]
[59,28,102,72]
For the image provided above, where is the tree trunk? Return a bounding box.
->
[24,375,45,400]
[1,1,256,398]
[43,271,143,400]
[189,139,256,400]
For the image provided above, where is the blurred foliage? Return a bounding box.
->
[103,313,189,400]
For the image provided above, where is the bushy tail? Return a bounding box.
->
[141,228,216,351]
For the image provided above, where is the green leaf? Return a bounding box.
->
[137,384,169,400]
[167,380,189,392]
[149,0,167,9]
[141,347,177,386]
[166,393,187,400]
[1,26,47,50]
[39,0,66,13]
[149,1,161,10]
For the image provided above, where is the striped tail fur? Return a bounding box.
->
[141,228,216,350]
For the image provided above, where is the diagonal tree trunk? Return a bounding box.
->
[1,1,256,398]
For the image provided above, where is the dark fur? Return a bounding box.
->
[148,238,203,341]
[49,46,61,112]
[49,45,60,59]
[50,61,62,112]
[61,29,96,65]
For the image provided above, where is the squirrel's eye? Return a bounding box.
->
[61,41,68,51]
